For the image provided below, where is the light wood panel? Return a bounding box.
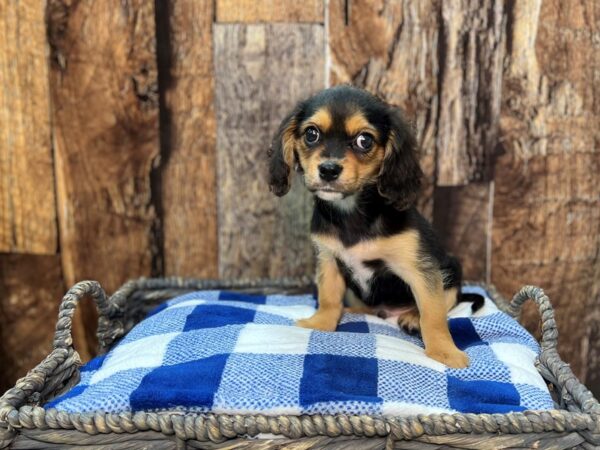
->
[0,0,57,254]
[214,24,324,278]
[216,0,323,23]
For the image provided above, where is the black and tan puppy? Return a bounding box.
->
[268,86,473,368]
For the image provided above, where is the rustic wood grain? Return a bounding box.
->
[214,24,324,278]
[156,0,218,278]
[0,0,57,254]
[328,0,439,218]
[329,0,504,195]
[47,1,160,353]
[492,0,600,387]
[216,0,323,23]
[0,255,64,393]
[433,183,490,282]
[436,0,504,186]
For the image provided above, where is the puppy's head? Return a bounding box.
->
[268,86,422,210]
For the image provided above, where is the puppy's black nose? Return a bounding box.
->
[318,162,342,181]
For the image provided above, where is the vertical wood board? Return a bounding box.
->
[492,0,600,382]
[0,0,57,254]
[47,0,160,353]
[214,24,324,278]
[433,183,490,282]
[158,0,219,278]
[328,0,440,218]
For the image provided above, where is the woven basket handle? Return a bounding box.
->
[1,281,114,440]
[507,285,600,414]
[506,285,558,351]
[53,280,118,352]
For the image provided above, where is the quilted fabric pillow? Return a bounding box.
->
[47,287,554,416]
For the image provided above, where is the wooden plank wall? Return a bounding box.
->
[0,0,56,254]
[0,0,599,399]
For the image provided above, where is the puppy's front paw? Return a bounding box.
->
[296,316,338,332]
[426,347,469,369]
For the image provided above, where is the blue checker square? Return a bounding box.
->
[49,367,153,413]
[366,322,401,338]
[183,304,256,331]
[125,306,195,342]
[449,318,485,350]
[300,354,380,407]
[514,384,555,410]
[130,355,229,411]
[446,345,511,382]
[264,294,317,307]
[308,330,376,358]
[213,353,304,412]
[447,376,524,414]
[378,360,449,408]
[218,291,267,304]
[472,313,541,354]
[253,311,293,325]
[336,320,369,333]
[163,326,243,365]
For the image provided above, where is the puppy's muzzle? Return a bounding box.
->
[318,161,343,182]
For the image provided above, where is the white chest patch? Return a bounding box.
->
[313,236,381,296]
[336,249,374,294]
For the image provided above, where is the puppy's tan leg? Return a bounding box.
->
[296,254,345,331]
[396,287,459,334]
[409,275,468,368]
[382,233,467,368]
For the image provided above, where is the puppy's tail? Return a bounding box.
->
[447,255,485,313]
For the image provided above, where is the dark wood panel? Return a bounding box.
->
[157,0,218,278]
[433,183,490,282]
[492,0,600,386]
[213,24,324,278]
[0,0,57,254]
[0,255,64,392]
[328,0,504,193]
[435,0,504,185]
[216,0,323,23]
[47,1,160,353]
[328,0,440,218]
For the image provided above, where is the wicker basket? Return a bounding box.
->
[1,277,599,449]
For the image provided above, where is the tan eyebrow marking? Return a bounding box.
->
[302,107,332,132]
[345,111,379,139]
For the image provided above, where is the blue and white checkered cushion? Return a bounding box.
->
[46,287,554,416]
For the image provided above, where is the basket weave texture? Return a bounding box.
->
[1,277,599,449]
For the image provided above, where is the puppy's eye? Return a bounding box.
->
[304,126,320,145]
[354,133,374,151]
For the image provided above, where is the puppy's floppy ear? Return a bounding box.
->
[377,106,423,210]
[268,107,300,196]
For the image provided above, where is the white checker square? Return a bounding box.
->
[490,342,548,390]
[234,324,311,355]
[91,332,179,384]
[375,334,446,372]
[256,304,316,321]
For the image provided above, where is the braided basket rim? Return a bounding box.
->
[1,277,599,446]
